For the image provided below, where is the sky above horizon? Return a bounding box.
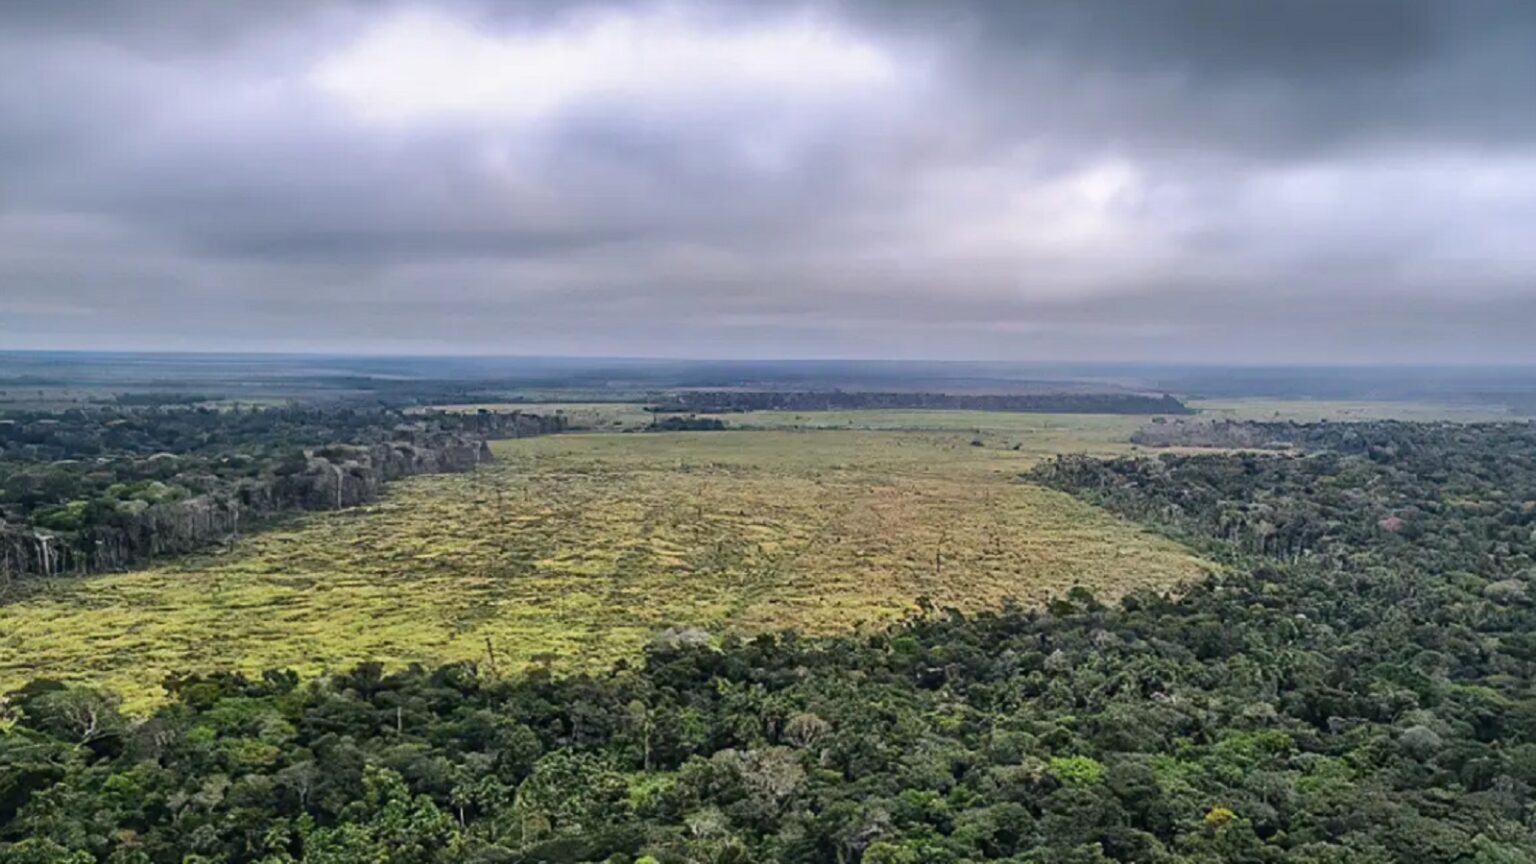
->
[3,1,1535,363]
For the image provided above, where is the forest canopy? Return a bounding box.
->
[0,407,564,584]
[4,420,1536,862]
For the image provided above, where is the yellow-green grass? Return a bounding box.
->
[432,399,1523,428]
[0,430,1211,711]
[1188,398,1519,422]
[440,403,1161,449]
[700,409,1154,448]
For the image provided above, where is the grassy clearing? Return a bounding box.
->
[1188,398,1519,422]
[702,408,1153,448]
[435,398,1523,435]
[436,402,1161,446]
[0,427,1210,710]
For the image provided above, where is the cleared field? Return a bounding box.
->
[436,402,1160,444]
[703,408,1153,446]
[432,399,1525,434]
[0,428,1211,710]
[1188,398,1520,422]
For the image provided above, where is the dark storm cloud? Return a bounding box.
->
[857,0,1536,152]
[1,0,1534,361]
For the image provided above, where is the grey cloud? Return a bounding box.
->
[1,0,1534,362]
[856,0,1536,155]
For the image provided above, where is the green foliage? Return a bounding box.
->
[32,500,89,532]
[0,405,563,580]
[1047,756,1106,787]
[0,838,95,863]
[5,420,1536,861]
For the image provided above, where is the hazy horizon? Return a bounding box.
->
[4,1,1535,363]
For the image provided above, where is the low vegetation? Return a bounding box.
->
[1185,398,1521,423]
[698,410,1152,449]
[0,429,1207,710]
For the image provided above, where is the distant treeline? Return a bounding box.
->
[646,415,728,432]
[110,392,218,406]
[656,391,1193,415]
[0,406,565,586]
[1128,417,1532,452]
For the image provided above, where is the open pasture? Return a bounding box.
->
[702,408,1153,449]
[0,427,1210,709]
[1187,398,1522,422]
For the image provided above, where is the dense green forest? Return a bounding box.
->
[1044,420,1536,568]
[1125,417,1530,452]
[4,421,1536,862]
[0,408,564,583]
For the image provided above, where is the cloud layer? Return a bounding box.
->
[3,0,1534,362]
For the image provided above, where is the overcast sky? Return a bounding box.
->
[2,0,1534,363]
